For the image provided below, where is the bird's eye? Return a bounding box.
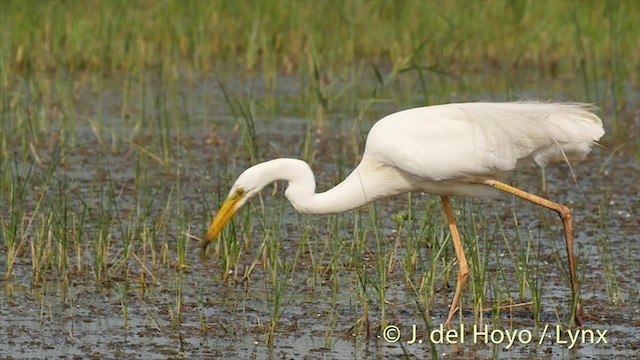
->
[235,188,245,196]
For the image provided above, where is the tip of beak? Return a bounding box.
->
[200,224,220,250]
[199,238,212,250]
[201,196,240,250]
[200,228,217,249]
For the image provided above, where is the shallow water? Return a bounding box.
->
[1,74,639,359]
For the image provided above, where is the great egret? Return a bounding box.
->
[201,102,604,327]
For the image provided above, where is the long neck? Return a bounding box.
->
[253,158,411,215]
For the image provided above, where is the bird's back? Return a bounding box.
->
[364,102,604,183]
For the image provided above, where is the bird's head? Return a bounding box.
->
[200,167,267,249]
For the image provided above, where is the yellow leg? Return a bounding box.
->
[442,196,469,326]
[480,179,584,327]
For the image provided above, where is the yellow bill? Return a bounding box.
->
[200,192,244,249]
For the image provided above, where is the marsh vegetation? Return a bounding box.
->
[1,1,638,358]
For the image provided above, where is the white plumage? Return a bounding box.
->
[358,102,604,199]
[202,101,604,327]
[371,102,602,175]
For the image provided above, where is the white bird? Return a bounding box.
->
[201,102,604,327]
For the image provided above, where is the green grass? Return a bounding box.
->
[2,1,638,80]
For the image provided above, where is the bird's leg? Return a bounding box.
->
[479,179,584,327]
[441,196,469,327]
